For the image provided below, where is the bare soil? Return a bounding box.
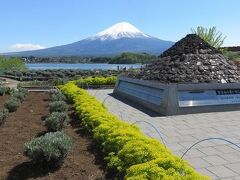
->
[0,92,109,180]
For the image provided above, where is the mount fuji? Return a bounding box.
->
[6,22,174,57]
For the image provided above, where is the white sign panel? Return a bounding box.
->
[178,89,240,107]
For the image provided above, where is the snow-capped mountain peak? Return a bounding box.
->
[89,22,151,41]
[4,22,175,56]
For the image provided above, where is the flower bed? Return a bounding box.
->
[60,82,209,179]
[25,90,73,167]
[0,91,107,179]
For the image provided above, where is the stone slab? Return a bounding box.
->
[114,76,240,115]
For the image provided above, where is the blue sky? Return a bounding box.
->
[1,0,239,52]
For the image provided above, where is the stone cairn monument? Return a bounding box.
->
[114,34,240,115]
[139,34,240,83]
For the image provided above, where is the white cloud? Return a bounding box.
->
[10,43,46,51]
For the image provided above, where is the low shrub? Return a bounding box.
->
[0,86,11,96]
[0,86,6,96]
[4,97,21,112]
[11,88,28,102]
[75,76,117,88]
[12,91,25,102]
[125,157,207,180]
[106,139,170,172]
[24,131,73,167]
[0,108,9,125]
[60,82,209,179]
[51,78,68,86]
[105,76,117,85]
[93,122,144,153]
[18,87,28,95]
[5,87,11,95]
[3,69,123,81]
[49,101,68,113]
[50,91,66,102]
[49,89,58,95]
[44,112,69,131]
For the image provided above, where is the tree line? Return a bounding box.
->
[20,52,157,64]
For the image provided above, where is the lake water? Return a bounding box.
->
[27,63,142,70]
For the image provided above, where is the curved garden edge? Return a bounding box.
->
[60,82,210,179]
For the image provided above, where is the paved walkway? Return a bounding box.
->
[0,77,19,88]
[89,89,240,180]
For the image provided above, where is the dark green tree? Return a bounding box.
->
[109,52,156,64]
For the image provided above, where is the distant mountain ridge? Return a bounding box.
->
[4,22,174,57]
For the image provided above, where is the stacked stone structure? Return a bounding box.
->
[139,34,240,83]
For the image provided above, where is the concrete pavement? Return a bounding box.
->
[89,89,240,179]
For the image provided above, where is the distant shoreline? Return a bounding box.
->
[26,63,142,70]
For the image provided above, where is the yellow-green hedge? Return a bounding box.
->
[75,76,117,87]
[60,82,209,180]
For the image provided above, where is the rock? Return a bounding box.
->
[229,70,236,75]
[217,71,224,75]
[198,66,205,72]
[197,61,202,66]
[192,79,199,83]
